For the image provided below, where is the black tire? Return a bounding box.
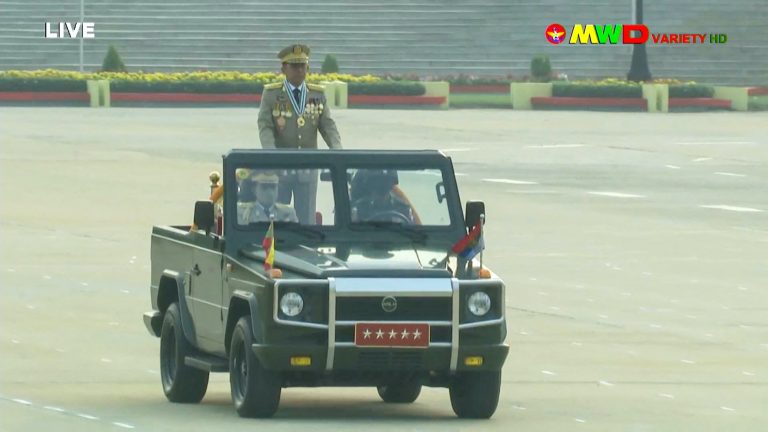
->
[160,303,209,403]
[229,317,281,418]
[449,371,501,419]
[377,380,422,403]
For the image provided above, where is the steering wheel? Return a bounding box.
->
[364,209,412,224]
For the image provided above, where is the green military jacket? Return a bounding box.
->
[258,82,342,149]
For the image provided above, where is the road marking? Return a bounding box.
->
[26,305,36,310]
[650,324,663,329]
[598,314,609,319]
[685,315,697,319]
[7,268,15,272]
[665,165,681,169]
[529,277,539,281]
[80,282,89,287]
[692,157,713,162]
[12,398,32,405]
[586,298,595,303]
[588,191,645,198]
[720,406,735,412]
[11,339,20,344]
[574,418,587,423]
[55,348,65,353]
[704,333,714,338]
[100,358,112,363]
[146,369,159,374]
[483,178,539,185]
[714,172,747,177]
[681,359,696,364]
[621,292,632,297]
[77,413,99,420]
[44,406,65,413]
[538,291,549,296]
[572,342,583,347]
[519,331,529,336]
[642,272,653,276]
[700,205,763,213]
[525,144,585,149]
[598,380,615,387]
[738,286,748,291]
[549,306,561,311]
[541,370,556,376]
[455,172,468,176]
[739,324,752,329]
[113,422,135,429]
[658,393,675,399]
[43,275,51,280]
[676,141,755,145]
[511,405,527,410]
[120,289,131,294]
[743,371,755,376]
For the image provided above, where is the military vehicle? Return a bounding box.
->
[143,149,508,418]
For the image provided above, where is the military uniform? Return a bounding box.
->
[237,202,298,224]
[257,44,341,225]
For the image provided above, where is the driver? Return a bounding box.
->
[237,172,299,224]
[350,169,414,224]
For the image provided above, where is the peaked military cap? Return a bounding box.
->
[278,44,310,64]
[253,171,280,184]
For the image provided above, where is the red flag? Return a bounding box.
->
[451,221,482,255]
[262,220,275,271]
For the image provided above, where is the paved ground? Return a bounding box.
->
[1,108,766,431]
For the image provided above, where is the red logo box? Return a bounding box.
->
[354,323,430,348]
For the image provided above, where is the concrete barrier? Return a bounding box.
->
[642,84,658,112]
[86,80,100,107]
[713,86,748,111]
[511,83,552,110]
[422,81,450,109]
[99,80,110,107]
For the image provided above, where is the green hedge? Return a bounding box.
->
[0,77,87,92]
[110,80,265,93]
[668,84,714,98]
[348,82,425,96]
[553,82,642,98]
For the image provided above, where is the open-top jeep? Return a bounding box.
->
[143,150,509,418]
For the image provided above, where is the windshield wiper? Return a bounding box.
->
[248,221,325,240]
[351,221,428,244]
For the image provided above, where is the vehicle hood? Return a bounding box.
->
[239,243,451,278]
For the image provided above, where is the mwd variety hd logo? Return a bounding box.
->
[546,23,727,45]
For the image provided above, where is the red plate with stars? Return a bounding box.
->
[354,323,430,348]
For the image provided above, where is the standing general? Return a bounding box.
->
[257,43,342,224]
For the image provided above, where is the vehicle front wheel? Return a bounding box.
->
[229,317,281,418]
[377,380,422,403]
[160,303,209,403]
[449,371,501,419]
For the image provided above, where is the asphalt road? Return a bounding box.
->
[1,108,766,431]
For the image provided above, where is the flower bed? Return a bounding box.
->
[532,96,647,111]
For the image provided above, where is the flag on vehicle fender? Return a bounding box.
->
[451,221,484,260]
[262,220,275,271]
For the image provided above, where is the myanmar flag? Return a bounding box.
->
[262,220,275,271]
[451,221,484,260]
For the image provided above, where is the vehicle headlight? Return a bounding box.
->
[468,292,491,316]
[280,292,304,317]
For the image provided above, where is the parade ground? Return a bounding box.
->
[1,108,766,431]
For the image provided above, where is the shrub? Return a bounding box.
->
[321,55,339,74]
[0,77,87,92]
[530,55,552,82]
[348,82,425,96]
[668,84,714,98]
[553,82,642,98]
[101,45,127,72]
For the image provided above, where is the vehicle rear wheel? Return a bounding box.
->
[377,380,422,403]
[229,317,281,418]
[449,371,501,419]
[160,303,209,403]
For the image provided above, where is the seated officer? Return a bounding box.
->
[350,169,414,224]
[237,172,299,224]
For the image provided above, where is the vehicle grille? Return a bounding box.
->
[335,325,451,344]
[336,296,451,321]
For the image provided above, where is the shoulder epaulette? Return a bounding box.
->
[307,83,325,91]
[264,82,282,90]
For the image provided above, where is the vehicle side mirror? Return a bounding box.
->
[465,200,485,230]
[194,201,215,235]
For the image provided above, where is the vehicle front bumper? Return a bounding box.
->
[252,343,509,373]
